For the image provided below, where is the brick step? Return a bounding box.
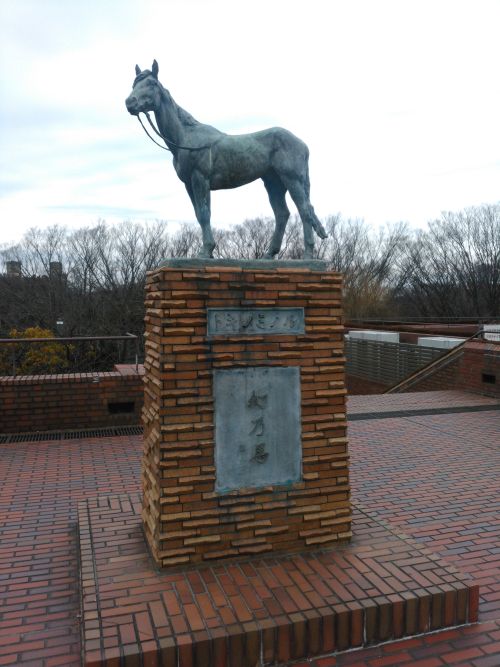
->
[78,493,478,666]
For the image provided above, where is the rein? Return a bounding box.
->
[137,111,218,153]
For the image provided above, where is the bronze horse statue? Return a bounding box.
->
[125,60,327,259]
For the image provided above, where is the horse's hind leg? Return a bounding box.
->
[188,170,215,258]
[280,175,327,259]
[262,174,290,259]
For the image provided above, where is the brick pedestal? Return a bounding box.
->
[142,259,351,568]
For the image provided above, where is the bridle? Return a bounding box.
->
[137,112,173,152]
[132,74,219,155]
[137,111,218,153]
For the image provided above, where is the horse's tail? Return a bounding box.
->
[303,149,328,240]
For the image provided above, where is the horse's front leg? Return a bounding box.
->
[188,170,215,258]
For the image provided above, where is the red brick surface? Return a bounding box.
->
[143,265,350,567]
[349,408,500,626]
[0,394,499,665]
[0,434,142,667]
[346,376,389,395]
[348,390,500,415]
[78,493,476,665]
[0,365,144,433]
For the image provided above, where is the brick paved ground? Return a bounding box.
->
[348,390,500,415]
[79,494,476,665]
[0,436,142,666]
[1,391,499,666]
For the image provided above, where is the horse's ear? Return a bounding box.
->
[135,64,141,75]
[152,60,159,78]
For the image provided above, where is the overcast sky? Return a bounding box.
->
[1,0,499,245]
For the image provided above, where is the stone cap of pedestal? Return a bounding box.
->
[156,257,329,271]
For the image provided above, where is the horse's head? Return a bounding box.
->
[125,60,162,116]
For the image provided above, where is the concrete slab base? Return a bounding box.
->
[78,493,478,666]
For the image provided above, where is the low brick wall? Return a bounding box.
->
[346,374,389,395]
[406,341,500,396]
[0,364,144,434]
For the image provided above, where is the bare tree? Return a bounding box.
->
[216,218,275,259]
[169,223,201,257]
[3,203,495,346]
[323,215,409,318]
[396,204,500,318]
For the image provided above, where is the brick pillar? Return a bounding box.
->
[142,259,351,568]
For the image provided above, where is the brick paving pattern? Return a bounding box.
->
[79,494,475,665]
[0,435,142,666]
[0,392,499,665]
[348,390,500,415]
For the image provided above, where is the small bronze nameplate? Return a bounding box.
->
[207,308,305,336]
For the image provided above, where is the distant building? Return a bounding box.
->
[5,261,22,278]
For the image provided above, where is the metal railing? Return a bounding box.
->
[347,316,499,325]
[0,334,140,377]
[345,338,444,387]
[384,328,499,394]
[346,326,500,391]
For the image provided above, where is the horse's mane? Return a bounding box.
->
[161,86,199,127]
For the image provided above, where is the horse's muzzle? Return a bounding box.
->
[125,97,139,115]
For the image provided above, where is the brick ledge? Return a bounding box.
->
[78,493,478,666]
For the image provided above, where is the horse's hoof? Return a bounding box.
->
[197,250,214,259]
[263,253,276,260]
